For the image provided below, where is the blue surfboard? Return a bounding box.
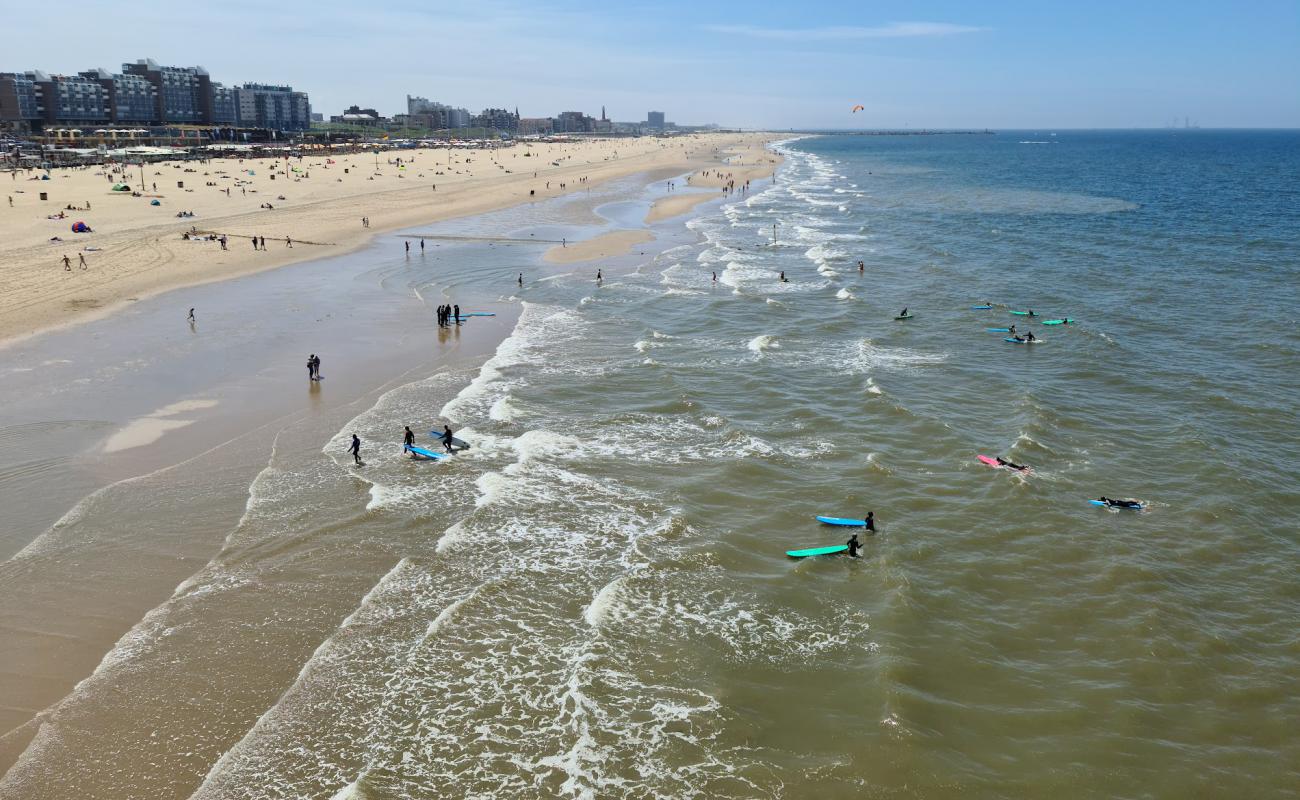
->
[816,515,867,527]
[787,544,850,558]
[404,444,447,460]
[463,312,496,317]
[971,305,993,310]
[987,327,1011,332]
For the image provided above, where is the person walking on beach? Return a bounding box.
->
[349,434,363,465]
[307,354,316,381]
[62,254,71,271]
[285,236,293,248]
[187,307,196,323]
[420,239,425,253]
[78,253,87,269]
[251,237,258,251]
[259,236,266,250]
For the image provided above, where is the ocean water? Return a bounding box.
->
[3,132,1298,798]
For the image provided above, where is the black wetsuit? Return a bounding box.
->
[350,436,362,465]
[846,536,861,558]
[404,428,415,448]
[439,428,454,451]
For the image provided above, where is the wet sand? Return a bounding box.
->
[543,229,654,263]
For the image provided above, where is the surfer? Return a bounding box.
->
[858,260,864,273]
[518,273,524,287]
[779,271,788,282]
[1008,324,1017,334]
[996,457,1028,471]
[864,511,876,533]
[349,434,362,465]
[438,425,455,452]
[846,533,862,558]
[712,271,717,282]
[1027,309,1036,317]
[311,354,321,380]
[403,426,415,448]
[1025,331,1037,342]
[899,307,908,318]
[453,304,460,323]
[596,269,602,282]
[1100,496,1141,509]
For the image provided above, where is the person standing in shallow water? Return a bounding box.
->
[307,354,316,381]
[403,426,415,448]
[349,434,362,465]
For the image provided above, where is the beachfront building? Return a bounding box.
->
[646,111,665,130]
[330,106,384,126]
[0,72,42,133]
[79,69,156,124]
[405,96,473,131]
[121,59,210,125]
[518,117,554,136]
[1,58,311,134]
[236,84,312,132]
[553,111,596,133]
[471,108,520,132]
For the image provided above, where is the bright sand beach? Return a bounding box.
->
[0,133,778,345]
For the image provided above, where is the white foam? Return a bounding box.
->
[747,334,780,353]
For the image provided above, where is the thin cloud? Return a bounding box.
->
[703,21,987,41]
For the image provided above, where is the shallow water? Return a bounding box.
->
[2,133,1298,798]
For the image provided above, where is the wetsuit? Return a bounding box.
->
[350,436,362,465]
[439,427,454,451]
[864,514,876,533]
[404,428,415,448]
[846,535,861,558]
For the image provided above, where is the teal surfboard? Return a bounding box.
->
[787,544,849,558]
[1009,310,1034,316]
[1042,319,1071,325]
[816,516,867,526]
[404,444,447,460]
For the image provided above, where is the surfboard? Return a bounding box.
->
[786,544,849,558]
[816,515,867,527]
[1005,338,1040,344]
[1009,310,1035,316]
[977,455,1001,468]
[894,314,914,320]
[1089,499,1144,510]
[404,444,447,460]
[1042,319,1072,325]
[987,327,1011,332]
[971,305,993,310]
[430,431,470,450]
[463,312,496,317]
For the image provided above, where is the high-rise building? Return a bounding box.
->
[646,111,665,130]
[121,59,210,124]
[236,84,311,131]
[80,69,156,124]
[0,72,43,132]
[554,111,595,133]
[472,107,519,132]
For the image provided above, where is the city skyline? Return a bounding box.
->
[2,0,1298,129]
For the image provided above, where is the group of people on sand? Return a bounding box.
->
[437,304,461,327]
[306,353,322,381]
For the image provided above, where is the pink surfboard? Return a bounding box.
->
[977,455,1001,468]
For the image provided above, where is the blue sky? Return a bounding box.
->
[6,0,1298,128]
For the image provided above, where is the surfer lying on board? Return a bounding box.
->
[996,457,1029,471]
[1099,496,1141,509]
[846,533,862,557]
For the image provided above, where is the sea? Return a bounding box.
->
[1,130,1297,799]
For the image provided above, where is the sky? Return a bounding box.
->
[5,0,1298,128]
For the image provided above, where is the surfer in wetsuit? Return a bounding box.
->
[997,457,1028,471]
[1100,496,1141,509]
[403,426,415,448]
[1025,331,1037,342]
[438,425,455,452]
[453,304,460,324]
[1008,324,1017,334]
[858,260,864,273]
[596,269,602,282]
[846,533,862,558]
[349,434,362,465]
[779,271,788,282]
[899,308,908,318]
[307,354,316,381]
[864,511,876,534]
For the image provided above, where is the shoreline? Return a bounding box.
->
[0,133,781,350]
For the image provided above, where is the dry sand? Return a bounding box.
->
[0,133,779,346]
